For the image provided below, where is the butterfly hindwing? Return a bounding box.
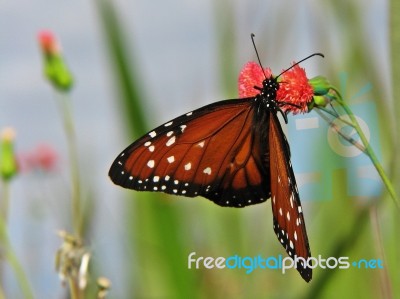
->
[109,98,271,207]
[269,112,312,282]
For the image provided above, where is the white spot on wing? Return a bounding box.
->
[153,176,160,182]
[166,136,176,146]
[144,141,151,147]
[184,162,192,170]
[197,141,205,148]
[167,131,173,137]
[149,131,156,138]
[286,211,291,221]
[180,125,187,132]
[165,175,170,181]
[148,145,155,152]
[294,231,298,241]
[203,167,212,175]
[164,121,173,127]
[279,207,282,216]
[147,160,155,168]
[186,112,193,116]
[167,156,175,163]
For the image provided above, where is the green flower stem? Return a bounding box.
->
[0,181,10,225]
[0,186,34,299]
[57,93,82,237]
[0,181,10,287]
[332,87,400,208]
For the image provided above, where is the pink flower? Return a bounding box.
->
[238,62,316,114]
[17,143,59,173]
[277,64,314,114]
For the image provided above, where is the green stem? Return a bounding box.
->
[57,93,83,237]
[68,277,83,299]
[332,88,400,208]
[0,181,10,227]
[0,182,9,287]
[0,187,35,299]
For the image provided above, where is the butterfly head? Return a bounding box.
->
[255,76,289,123]
[257,76,280,107]
[262,76,279,97]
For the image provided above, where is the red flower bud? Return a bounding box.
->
[38,30,73,91]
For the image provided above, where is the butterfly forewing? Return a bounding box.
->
[269,113,312,282]
[109,98,271,207]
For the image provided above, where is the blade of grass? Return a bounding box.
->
[302,170,373,299]
[389,0,400,297]
[96,1,198,297]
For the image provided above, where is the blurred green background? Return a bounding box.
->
[0,0,399,298]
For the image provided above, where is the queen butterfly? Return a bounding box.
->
[109,38,323,282]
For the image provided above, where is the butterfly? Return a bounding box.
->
[109,43,322,282]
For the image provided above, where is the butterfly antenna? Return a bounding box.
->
[276,53,324,79]
[251,33,267,79]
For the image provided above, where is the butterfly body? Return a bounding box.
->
[109,75,312,282]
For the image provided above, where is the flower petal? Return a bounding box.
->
[277,64,314,114]
[238,62,272,98]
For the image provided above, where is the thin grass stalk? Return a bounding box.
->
[0,209,35,299]
[370,206,392,299]
[389,0,400,297]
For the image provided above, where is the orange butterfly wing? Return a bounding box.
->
[269,112,312,282]
[109,98,270,207]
